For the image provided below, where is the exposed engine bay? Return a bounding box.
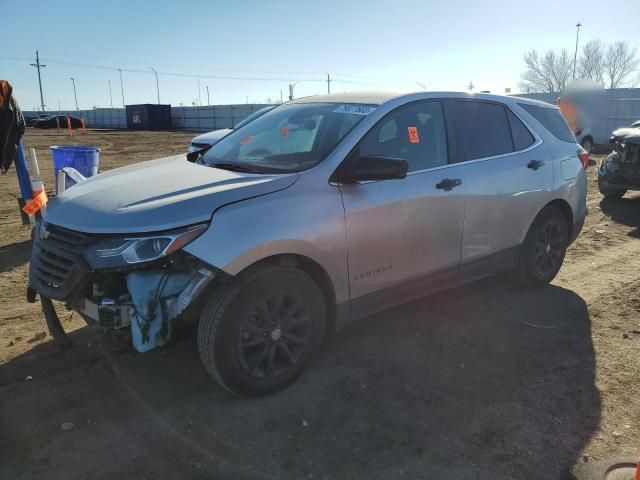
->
[28,221,219,352]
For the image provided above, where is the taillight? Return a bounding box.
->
[578,147,589,169]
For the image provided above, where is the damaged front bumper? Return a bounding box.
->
[28,221,220,352]
[598,151,640,191]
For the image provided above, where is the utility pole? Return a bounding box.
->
[108,80,113,108]
[326,73,331,94]
[149,66,160,104]
[70,77,78,110]
[467,81,474,92]
[118,69,125,106]
[573,22,582,81]
[280,89,283,103]
[206,85,210,105]
[30,50,46,112]
[289,83,298,101]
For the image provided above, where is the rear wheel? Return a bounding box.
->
[515,206,569,287]
[197,265,326,396]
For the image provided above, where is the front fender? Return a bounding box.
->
[183,175,349,305]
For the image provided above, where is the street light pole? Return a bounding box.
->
[70,77,78,111]
[573,22,582,81]
[118,68,125,106]
[197,73,202,106]
[108,80,113,108]
[206,85,210,105]
[149,66,160,104]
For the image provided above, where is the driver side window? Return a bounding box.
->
[359,101,448,172]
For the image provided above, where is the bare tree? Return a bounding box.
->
[605,41,639,89]
[520,48,574,93]
[578,39,606,85]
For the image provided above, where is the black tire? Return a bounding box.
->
[515,206,569,287]
[598,183,626,199]
[580,137,593,154]
[197,265,326,397]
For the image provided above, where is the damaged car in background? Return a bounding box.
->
[598,126,640,198]
[28,91,587,397]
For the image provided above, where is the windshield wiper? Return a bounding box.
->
[211,162,292,174]
[211,162,262,173]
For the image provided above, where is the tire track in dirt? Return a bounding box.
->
[556,236,640,305]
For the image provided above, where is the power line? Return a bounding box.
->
[34,57,383,86]
[36,49,388,81]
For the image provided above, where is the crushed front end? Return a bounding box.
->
[598,127,640,192]
[28,221,219,352]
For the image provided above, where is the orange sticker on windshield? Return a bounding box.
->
[408,126,420,144]
[280,126,289,138]
[239,135,254,145]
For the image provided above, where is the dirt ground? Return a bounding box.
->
[1,128,639,480]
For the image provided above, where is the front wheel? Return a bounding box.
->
[515,206,569,287]
[197,265,326,396]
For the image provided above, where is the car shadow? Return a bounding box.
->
[600,196,640,237]
[0,239,32,273]
[0,278,599,480]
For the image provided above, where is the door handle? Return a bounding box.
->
[436,178,462,191]
[527,160,545,170]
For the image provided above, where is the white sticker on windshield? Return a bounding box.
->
[333,104,376,116]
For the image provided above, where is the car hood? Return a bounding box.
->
[45,154,299,234]
[191,129,232,145]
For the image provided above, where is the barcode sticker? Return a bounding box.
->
[333,105,376,116]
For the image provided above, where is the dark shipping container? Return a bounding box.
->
[125,104,172,130]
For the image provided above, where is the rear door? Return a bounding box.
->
[339,100,467,316]
[443,100,553,276]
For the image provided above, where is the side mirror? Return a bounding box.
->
[339,155,408,183]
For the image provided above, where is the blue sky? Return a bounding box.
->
[2,0,639,111]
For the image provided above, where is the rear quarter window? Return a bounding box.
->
[518,103,576,143]
[507,109,535,151]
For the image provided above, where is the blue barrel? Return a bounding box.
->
[50,146,100,190]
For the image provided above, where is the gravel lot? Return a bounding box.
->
[1,128,639,480]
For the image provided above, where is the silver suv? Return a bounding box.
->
[29,92,588,396]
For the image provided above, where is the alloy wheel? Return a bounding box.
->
[237,293,313,378]
[532,220,565,277]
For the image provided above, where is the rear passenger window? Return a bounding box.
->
[447,101,513,161]
[359,101,448,172]
[507,109,534,150]
[518,103,576,143]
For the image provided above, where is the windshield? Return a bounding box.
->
[201,102,374,173]
[233,106,275,130]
